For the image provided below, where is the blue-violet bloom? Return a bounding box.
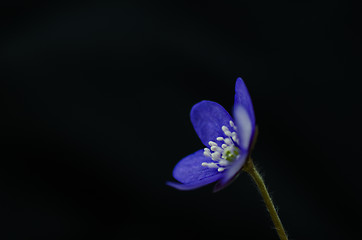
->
[167,77,256,192]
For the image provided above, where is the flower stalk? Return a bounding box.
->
[242,159,288,240]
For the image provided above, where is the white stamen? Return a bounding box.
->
[211,152,221,161]
[218,160,229,166]
[203,148,211,157]
[216,137,224,141]
[210,163,218,168]
[210,146,217,151]
[218,167,225,172]
[211,146,223,153]
[231,132,239,143]
[229,120,235,127]
[224,130,232,137]
[224,138,232,145]
[221,144,228,149]
[202,162,220,169]
[202,162,218,168]
[204,151,211,157]
[222,126,229,132]
[208,141,218,147]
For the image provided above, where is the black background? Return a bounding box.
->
[1,1,361,239]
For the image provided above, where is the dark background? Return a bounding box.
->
[1,1,361,239]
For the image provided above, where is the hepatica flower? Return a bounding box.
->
[167,77,256,192]
[167,77,289,240]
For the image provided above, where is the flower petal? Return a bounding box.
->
[213,152,247,192]
[166,174,222,191]
[190,101,233,147]
[171,149,222,184]
[234,77,255,127]
[233,105,253,151]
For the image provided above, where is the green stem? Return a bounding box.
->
[243,159,288,240]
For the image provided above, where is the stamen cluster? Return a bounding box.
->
[202,120,240,172]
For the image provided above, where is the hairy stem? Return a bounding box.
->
[243,159,288,240]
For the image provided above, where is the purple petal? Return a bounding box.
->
[166,174,222,191]
[173,150,223,187]
[190,101,233,147]
[234,77,255,128]
[233,105,253,151]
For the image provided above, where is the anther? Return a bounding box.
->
[216,137,224,141]
[204,151,211,157]
[224,138,232,145]
[218,160,229,166]
[209,163,218,168]
[224,130,232,137]
[208,141,218,147]
[202,162,218,168]
[211,152,221,161]
[229,120,235,127]
[221,144,228,149]
[211,146,223,153]
[222,126,229,132]
[218,167,225,172]
[231,132,239,142]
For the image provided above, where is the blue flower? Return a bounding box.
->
[167,77,256,192]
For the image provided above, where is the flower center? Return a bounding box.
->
[222,145,240,161]
[202,120,241,172]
